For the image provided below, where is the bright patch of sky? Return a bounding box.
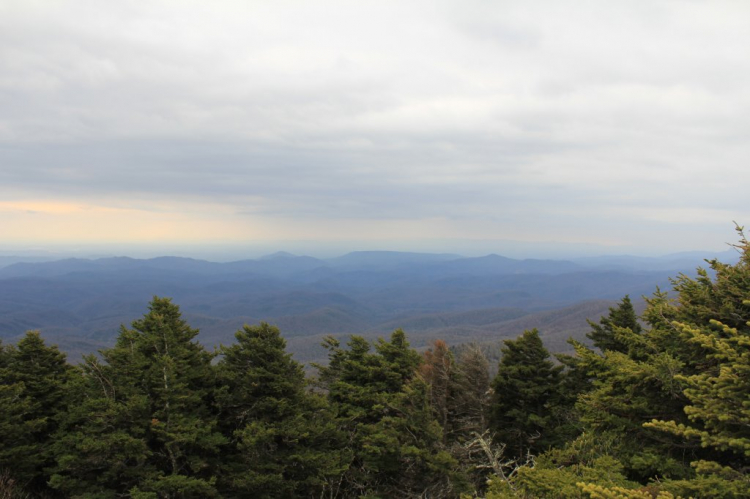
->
[1,0,748,258]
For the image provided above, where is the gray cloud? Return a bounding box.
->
[1,0,749,253]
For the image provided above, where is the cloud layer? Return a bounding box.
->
[2,1,749,254]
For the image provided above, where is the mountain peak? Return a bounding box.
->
[259,251,297,260]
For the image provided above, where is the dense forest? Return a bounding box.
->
[2,232,750,498]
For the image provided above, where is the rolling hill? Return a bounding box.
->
[0,249,724,363]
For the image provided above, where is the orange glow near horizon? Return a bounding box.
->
[0,200,91,214]
[0,199,261,244]
[0,198,652,249]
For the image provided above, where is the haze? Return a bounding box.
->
[2,1,749,259]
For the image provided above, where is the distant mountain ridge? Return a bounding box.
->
[571,249,738,271]
[0,247,736,274]
[0,249,730,363]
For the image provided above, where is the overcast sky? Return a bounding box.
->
[1,0,749,258]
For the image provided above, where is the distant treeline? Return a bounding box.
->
[2,232,750,498]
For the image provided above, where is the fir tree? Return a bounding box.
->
[0,331,74,496]
[564,293,697,483]
[504,230,750,497]
[586,295,642,354]
[50,297,225,498]
[420,339,455,433]
[448,344,491,441]
[490,329,564,459]
[643,229,750,495]
[317,330,459,497]
[443,344,492,492]
[215,322,345,497]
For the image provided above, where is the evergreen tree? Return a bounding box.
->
[50,297,225,498]
[420,339,455,433]
[484,435,637,499]
[587,295,642,354]
[0,338,8,367]
[563,293,698,483]
[447,344,491,441]
[574,347,693,482]
[215,323,345,497]
[490,329,564,459]
[0,331,74,496]
[360,376,460,497]
[317,330,459,497]
[570,280,738,483]
[502,230,750,497]
[442,344,492,492]
[643,230,750,496]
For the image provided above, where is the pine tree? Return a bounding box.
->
[574,347,692,482]
[551,233,750,492]
[570,276,746,484]
[586,295,642,354]
[215,323,345,497]
[0,331,74,496]
[420,339,455,432]
[441,344,492,493]
[643,229,750,496]
[50,297,225,498]
[360,376,460,497]
[490,329,564,459]
[562,291,698,483]
[556,295,645,412]
[317,330,458,497]
[0,338,9,368]
[448,344,491,441]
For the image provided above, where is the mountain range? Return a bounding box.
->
[0,249,736,363]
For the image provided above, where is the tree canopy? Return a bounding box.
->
[3,230,750,497]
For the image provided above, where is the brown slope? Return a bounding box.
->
[284,299,629,366]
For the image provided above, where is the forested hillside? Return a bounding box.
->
[0,250,724,363]
[1,235,749,497]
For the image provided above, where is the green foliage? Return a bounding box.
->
[6,228,750,497]
[486,456,634,499]
[317,331,421,422]
[542,228,750,494]
[0,331,74,496]
[216,323,307,428]
[556,296,647,407]
[422,341,493,493]
[574,347,693,481]
[490,329,566,459]
[359,376,459,495]
[570,291,704,482]
[576,482,679,499]
[420,339,455,433]
[215,323,346,497]
[586,296,642,354]
[483,430,636,498]
[317,330,460,497]
[50,297,224,498]
[643,230,750,495]
[451,348,496,493]
[447,344,491,442]
[658,465,750,498]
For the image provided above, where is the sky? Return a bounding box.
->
[1,0,749,259]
